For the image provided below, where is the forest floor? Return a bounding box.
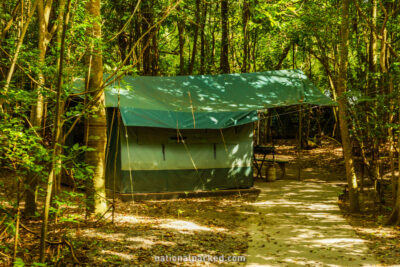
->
[0,139,400,266]
[246,180,378,266]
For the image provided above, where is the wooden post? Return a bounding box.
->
[360,163,364,193]
[298,105,302,180]
[257,112,260,145]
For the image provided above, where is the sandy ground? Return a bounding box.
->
[245,180,379,267]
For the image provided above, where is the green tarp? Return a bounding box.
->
[103,69,333,129]
[108,124,254,194]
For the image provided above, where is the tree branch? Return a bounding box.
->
[353,0,399,60]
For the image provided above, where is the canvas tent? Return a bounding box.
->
[88,69,333,194]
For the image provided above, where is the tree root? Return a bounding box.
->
[387,207,400,226]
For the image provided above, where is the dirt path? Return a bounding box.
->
[246,180,379,267]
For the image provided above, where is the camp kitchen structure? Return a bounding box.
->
[85,70,333,195]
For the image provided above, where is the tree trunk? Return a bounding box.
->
[85,0,107,216]
[39,0,71,261]
[177,6,185,75]
[141,1,154,75]
[188,0,200,75]
[25,0,54,217]
[209,3,217,73]
[12,1,38,217]
[368,0,378,74]
[251,29,257,72]
[151,28,159,76]
[274,42,292,70]
[1,0,38,101]
[220,0,230,73]
[337,0,359,212]
[199,1,207,74]
[0,1,21,40]
[134,13,142,72]
[241,0,250,73]
[387,88,400,225]
[387,116,400,225]
[388,76,396,204]
[32,0,53,128]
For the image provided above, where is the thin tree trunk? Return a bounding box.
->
[297,105,302,180]
[387,90,400,225]
[32,0,53,128]
[13,179,21,262]
[25,0,55,217]
[1,1,21,40]
[328,75,340,138]
[220,0,230,73]
[1,0,38,101]
[177,6,185,75]
[141,1,153,75]
[151,28,159,75]
[274,42,292,70]
[199,1,207,74]
[54,0,67,199]
[305,105,312,147]
[388,74,396,204]
[39,0,72,261]
[209,4,217,73]
[188,0,200,75]
[368,0,378,74]
[251,29,257,72]
[337,0,359,212]
[134,13,142,72]
[241,0,250,73]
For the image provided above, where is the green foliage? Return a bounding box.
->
[13,258,25,267]
[63,143,95,189]
[31,262,47,267]
[0,118,50,176]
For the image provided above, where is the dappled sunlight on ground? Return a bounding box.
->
[69,196,250,265]
[100,250,137,261]
[354,226,398,238]
[246,180,378,267]
[159,219,226,233]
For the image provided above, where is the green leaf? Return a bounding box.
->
[13,258,25,267]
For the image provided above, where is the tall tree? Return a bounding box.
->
[25,0,56,217]
[336,0,360,212]
[39,0,71,261]
[85,0,108,216]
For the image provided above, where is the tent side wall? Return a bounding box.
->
[117,124,254,194]
[105,108,121,193]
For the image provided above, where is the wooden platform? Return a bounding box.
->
[117,187,261,201]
